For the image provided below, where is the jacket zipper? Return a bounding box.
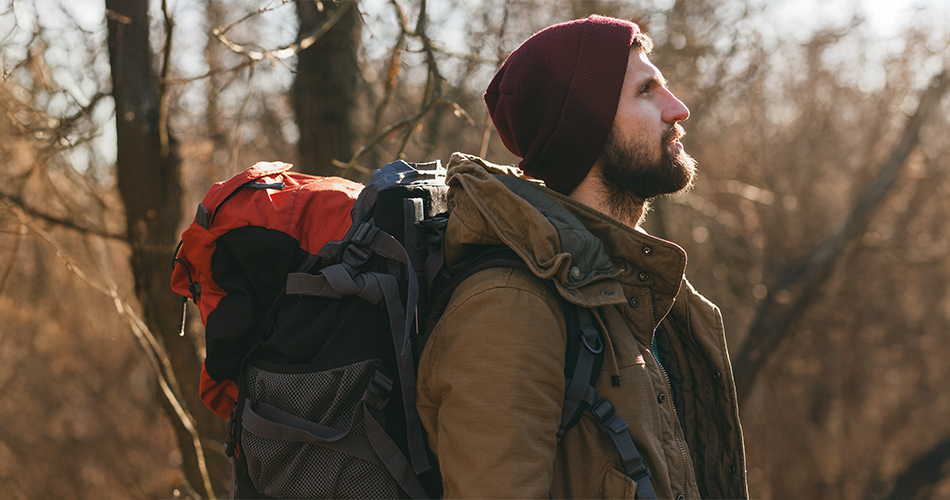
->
[647,288,691,496]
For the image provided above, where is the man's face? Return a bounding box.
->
[596,51,696,220]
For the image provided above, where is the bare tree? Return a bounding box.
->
[292,0,361,175]
[731,69,950,404]
[106,0,226,496]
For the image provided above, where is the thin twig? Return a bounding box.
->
[367,0,406,140]
[213,0,352,62]
[396,0,442,158]
[229,64,256,176]
[11,206,215,499]
[0,194,126,241]
[163,60,252,85]
[159,0,174,158]
[215,0,292,38]
[479,1,509,157]
[0,223,25,296]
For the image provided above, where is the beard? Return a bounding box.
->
[597,123,697,224]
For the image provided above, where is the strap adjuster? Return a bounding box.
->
[342,244,371,269]
[590,398,615,423]
[362,371,394,410]
[350,221,378,245]
[626,460,651,481]
[580,325,603,354]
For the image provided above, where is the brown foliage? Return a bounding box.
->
[2,0,950,498]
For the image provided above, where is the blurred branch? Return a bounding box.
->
[0,193,126,241]
[342,0,445,176]
[732,68,950,405]
[0,223,26,296]
[395,0,439,157]
[883,436,950,500]
[367,0,407,141]
[163,60,252,85]
[229,64,256,176]
[479,0,509,157]
[215,0,292,38]
[212,0,352,62]
[159,0,173,158]
[11,205,214,499]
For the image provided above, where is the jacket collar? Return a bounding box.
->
[445,152,686,308]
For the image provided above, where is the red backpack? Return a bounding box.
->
[171,161,361,419]
[170,159,655,499]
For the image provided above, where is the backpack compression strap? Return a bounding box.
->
[285,221,432,479]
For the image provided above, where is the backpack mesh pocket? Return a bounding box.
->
[241,359,399,499]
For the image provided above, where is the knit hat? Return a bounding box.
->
[484,16,639,194]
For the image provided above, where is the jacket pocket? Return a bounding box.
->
[600,466,637,499]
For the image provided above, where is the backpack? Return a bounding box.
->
[172,160,657,499]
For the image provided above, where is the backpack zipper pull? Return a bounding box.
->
[178,296,188,336]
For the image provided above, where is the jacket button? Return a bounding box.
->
[676,495,684,500]
[729,464,738,475]
[657,393,666,404]
[629,297,639,307]
[570,267,581,279]
[713,370,722,380]
[638,271,649,282]
[642,246,653,255]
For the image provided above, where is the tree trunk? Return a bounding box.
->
[293,0,361,176]
[106,0,227,497]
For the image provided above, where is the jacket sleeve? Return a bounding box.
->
[417,267,567,499]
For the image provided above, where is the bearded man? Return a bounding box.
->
[416,15,749,499]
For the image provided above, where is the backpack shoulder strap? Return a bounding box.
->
[428,245,657,498]
[560,304,658,499]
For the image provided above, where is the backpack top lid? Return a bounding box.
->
[351,160,445,223]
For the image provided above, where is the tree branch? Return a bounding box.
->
[159,0,173,158]
[1,193,126,241]
[212,0,353,62]
[12,207,214,499]
[732,68,950,405]
[882,436,950,500]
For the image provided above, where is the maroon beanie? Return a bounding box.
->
[484,16,639,194]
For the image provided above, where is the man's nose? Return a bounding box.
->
[662,90,690,124]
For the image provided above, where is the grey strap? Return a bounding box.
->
[241,399,385,467]
[362,404,431,499]
[286,265,384,304]
[285,224,431,476]
[375,272,431,475]
[583,387,657,500]
[351,225,430,475]
[558,308,600,442]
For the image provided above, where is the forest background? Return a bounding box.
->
[0,0,949,498]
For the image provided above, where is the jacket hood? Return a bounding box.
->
[444,152,687,309]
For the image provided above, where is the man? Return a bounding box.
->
[416,15,748,499]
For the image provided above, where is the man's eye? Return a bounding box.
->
[639,85,651,95]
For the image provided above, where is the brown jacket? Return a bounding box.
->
[417,153,748,499]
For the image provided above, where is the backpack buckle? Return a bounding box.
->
[342,244,372,269]
[350,221,379,246]
[580,325,603,354]
[224,406,239,458]
[590,398,615,423]
[362,371,394,410]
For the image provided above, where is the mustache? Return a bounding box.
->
[663,124,686,143]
